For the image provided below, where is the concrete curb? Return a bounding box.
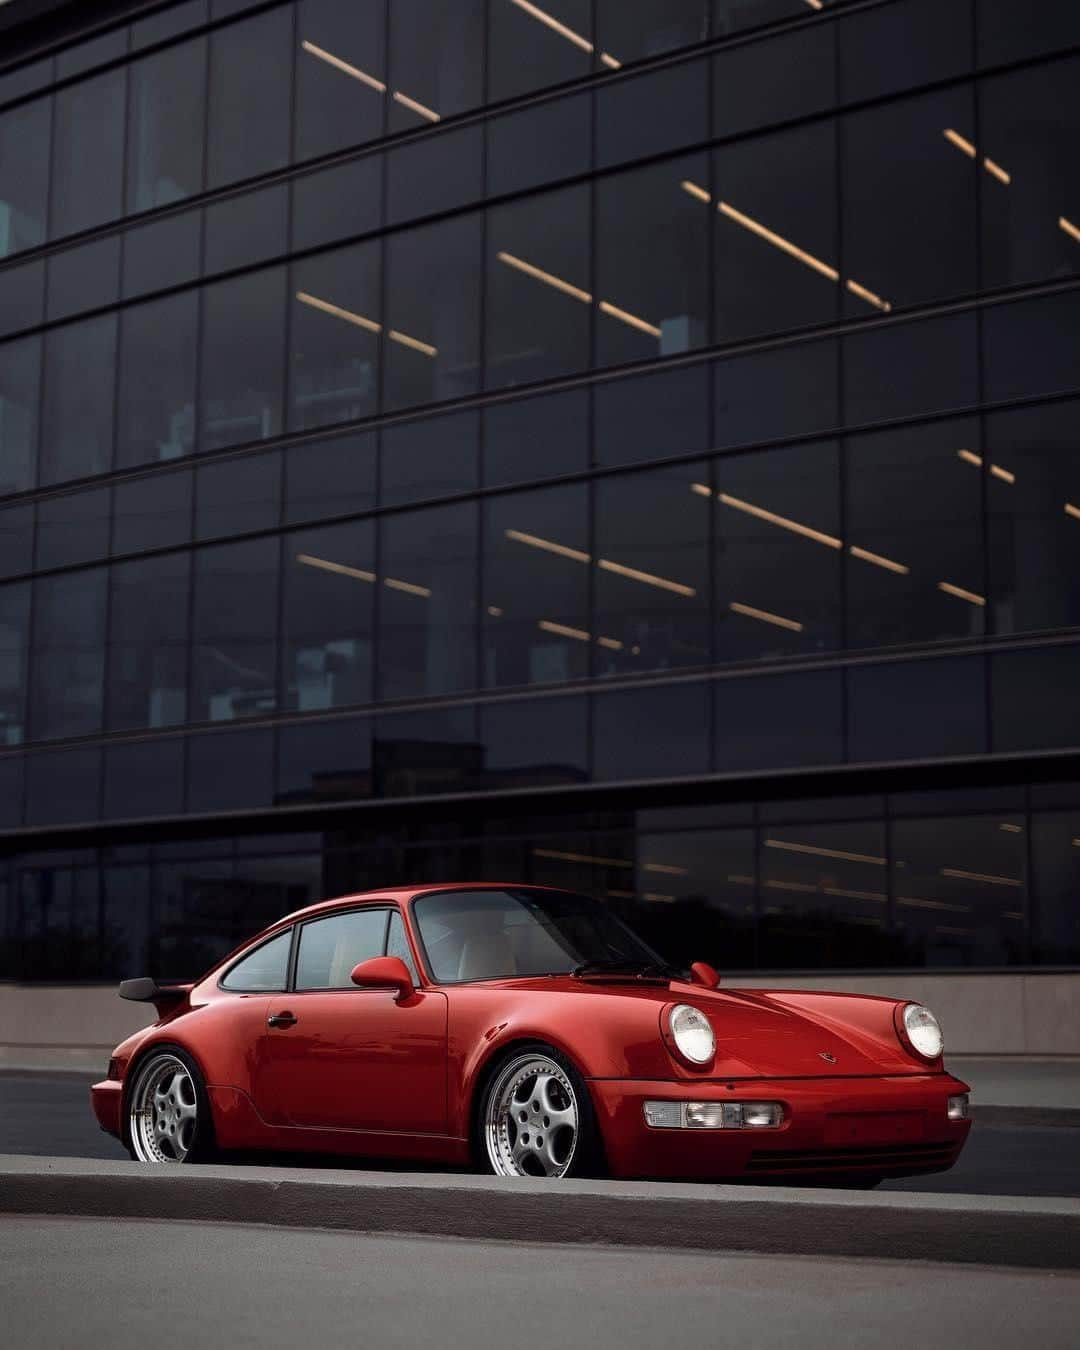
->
[2,1155,1078,1269]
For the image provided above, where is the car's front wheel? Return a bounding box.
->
[479,1044,602,1178]
[124,1047,215,1164]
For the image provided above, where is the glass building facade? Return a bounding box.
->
[1,0,1079,984]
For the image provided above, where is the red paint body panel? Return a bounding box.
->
[90,883,972,1181]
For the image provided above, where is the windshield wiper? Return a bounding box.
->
[571,959,681,979]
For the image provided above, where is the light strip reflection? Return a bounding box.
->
[534,846,633,869]
[1067,503,1080,522]
[504,528,590,564]
[510,0,592,53]
[764,839,887,866]
[598,299,662,338]
[296,290,381,335]
[937,581,986,608]
[597,558,696,597]
[537,619,624,651]
[296,553,375,585]
[943,128,1011,185]
[718,199,840,282]
[393,90,440,123]
[730,601,803,633]
[388,328,438,358]
[497,251,592,304]
[1061,216,1080,245]
[849,545,910,576]
[301,39,386,92]
[957,448,1016,484]
[941,867,1022,888]
[718,491,842,550]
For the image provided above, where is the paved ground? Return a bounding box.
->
[2,1216,1077,1350]
[950,1057,1080,1110]
[2,1073,1078,1196]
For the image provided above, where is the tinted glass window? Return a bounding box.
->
[388,0,483,132]
[0,98,51,257]
[992,645,1080,753]
[715,668,844,773]
[117,292,198,469]
[195,452,281,541]
[107,553,190,732]
[127,38,206,212]
[0,336,40,495]
[291,156,384,253]
[843,311,978,426]
[221,929,292,991]
[191,538,279,722]
[714,25,835,140]
[0,260,45,339]
[122,212,202,300]
[381,410,479,507]
[977,0,1080,66]
[0,583,29,747]
[46,237,121,324]
[598,1,709,64]
[30,570,107,740]
[51,69,126,238]
[479,696,588,790]
[597,61,708,169]
[113,470,193,555]
[488,0,591,102]
[593,681,710,781]
[487,95,591,198]
[186,727,275,814]
[1031,812,1080,965]
[25,747,101,828]
[294,0,385,161]
[35,488,110,571]
[594,364,709,469]
[207,7,292,188]
[374,705,479,797]
[201,269,286,452]
[205,185,288,275]
[296,908,388,989]
[276,716,373,805]
[483,388,589,487]
[41,316,117,486]
[103,738,185,821]
[847,657,987,764]
[0,504,33,579]
[838,0,970,105]
[283,431,377,524]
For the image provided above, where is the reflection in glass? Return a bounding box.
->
[598,1,709,63]
[0,583,29,746]
[1031,812,1080,964]
[113,470,193,556]
[41,315,117,486]
[186,727,276,816]
[195,451,281,541]
[103,736,185,822]
[388,0,483,132]
[191,539,279,722]
[51,69,125,238]
[594,364,709,468]
[117,292,198,468]
[30,570,107,740]
[0,336,40,494]
[488,0,591,102]
[290,244,380,430]
[483,388,589,487]
[127,38,206,212]
[594,682,710,781]
[381,409,479,506]
[478,697,588,789]
[284,431,376,524]
[277,717,372,804]
[596,61,709,168]
[107,555,190,733]
[294,0,385,161]
[715,668,844,773]
[201,269,286,451]
[0,98,50,257]
[207,6,292,188]
[35,488,110,572]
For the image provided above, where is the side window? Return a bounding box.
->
[221,929,292,992]
[295,909,388,990]
[386,910,419,984]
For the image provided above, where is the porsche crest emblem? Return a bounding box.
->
[819,1051,838,1063]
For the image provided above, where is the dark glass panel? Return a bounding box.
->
[294,0,385,161]
[984,290,1080,408]
[117,290,198,468]
[291,156,383,253]
[204,184,288,275]
[35,487,111,571]
[846,418,985,650]
[207,6,292,188]
[596,462,711,675]
[1031,812,1080,964]
[107,552,190,731]
[378,501,478,699]
[374,705,481,797]
[594,364,709,468]
[386,126,483,226]
[977,0,1080,66]
[483,483,590,688]
[121,212,202,299]
[712,0,824,36]
[487,94,591,198]
[890,815,1027,967]
[0,259,44,338]
[131,0,209,50]
[488,0,591,102]
[30,569,107,740]
[757,819,895,970]
[201,268,286,451]
[596,154,709,367]
[0,754,23,828]
[843,311,978,426]
[40,314,117,485]
[714,338,839,450]
[186,727,275,813]
[714,121,838,341]
[383,214,482,412]
[715,440,841,662]
[0,334,40,494]
[992,645,1080,753]
[838,0,970,104]
[290,243,380,431]
[714,668,844,773]
[478,696,588,789]
[0,58,54,105]
[486,185,590,389]
[597,1,708,63]
[195,450,281,540]
[593,681,709,780]
[282,520,375,712]
[0,97,50,258]
[0,504,32,578]
[987,401,1080,637]
[127,37,206,213]
[714,25,835,138]
[277,717,373,804]
[483,387,589,487]
[55,28,128,79]
[46,236,121,322]
[153,853,234,977]
[24,747,101,827]
[847,657,986,764]
[50,68,126,238]
[387,0,484,132]
[113,469,193,555]
[191,537,279,722]
[381,409,479,507]
[759,794,884,825]
[103,739,185,821]
[0,582,29,747]
[597,60,708,168]
[283,430,376,524]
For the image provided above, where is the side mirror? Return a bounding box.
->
[350,956,415,1001]
[689,961,720,988]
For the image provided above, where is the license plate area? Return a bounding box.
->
[824,1111,926,1146]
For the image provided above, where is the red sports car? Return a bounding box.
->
[92,883,971,1184]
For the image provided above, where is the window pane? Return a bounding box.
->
[593,682,710,780]
[598,1,708,63]
[374,705,480,796]
[0,259,44,338]
[714,25,835,140]
[291,156,383,253]
[122,211,202,299]
[0,98,50,257]
[597,61,708,169]
[0,583,29,747]
[716,441,841,662]
[294,0,385,161]
[487,95,591,198]
[486,185,590,389]
[113,469,193,555]
[41,315,117,486]
[207,6,292,188]
[103,738,185,820]
[25,748,101,828]
[46,237,121,323]
[847,657,987,763]
[594,364,709,469]
[846,419,984,650]
[30,569,107,740]
[191,538,279,722]
[221,929,292,990]
[595,462,711,675]
[1031,812,1080,965]
[715,668,843,773]
[117,291,198,468]
[296,908,388,989]
[290,243,380,431]
[385,909,418,983]
[186,727,275,813]
[35,487,110,571]
[714,338,839,451]
[0,335,40,494]
[483,484,590,688]
[205,184,288,275]
[0,504,32,578]
[0,754,23,829]
[195,451,281,541]
[713,0,822,36]
[283,521,375,712]
[383,215,482,412]
[838,0,970,105]
[381,409,479,507]
[596,155,709,367]
[51,69,126,237]
[127,37,206,212]
[284,430,376,524]
[483,387,589,487]
[277,717,373,804]
[992,645,1080,753]
[488,0,591,103]
[977,0,1080,66]
[201,269,286,452]
[843,311,978,426]
[107,553,190,731]
[386,125,483,226]
[378,502,478,699]
[479,696,588,789]
[388,0,483,132]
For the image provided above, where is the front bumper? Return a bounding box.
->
[590,1072,971,1181]
[91,1078,123,1140]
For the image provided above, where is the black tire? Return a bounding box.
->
[123,1044,218,1164]
[475,1041,606,1179]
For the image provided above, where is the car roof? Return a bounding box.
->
[276,881,573,927]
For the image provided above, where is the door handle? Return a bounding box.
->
[267,1011,298,1029]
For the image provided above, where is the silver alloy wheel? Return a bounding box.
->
[128,1053,199,1163]
[484,1053,579,1178]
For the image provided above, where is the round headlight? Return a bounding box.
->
[669,1003,715,1065]
[900,1003,944,1060]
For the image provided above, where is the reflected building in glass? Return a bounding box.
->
[1,0,1080,1048]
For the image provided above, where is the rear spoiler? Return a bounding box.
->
[118,979,195,1017]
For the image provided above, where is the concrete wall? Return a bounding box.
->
[1,973,1078,1071]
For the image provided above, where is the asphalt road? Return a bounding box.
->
[3,1216,1078,1350]
[3,1073,1078,1197]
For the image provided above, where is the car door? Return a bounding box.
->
[253,905,448,1134]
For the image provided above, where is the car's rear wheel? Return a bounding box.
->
[125,1047,215,1164]
[479,1045,602,1178]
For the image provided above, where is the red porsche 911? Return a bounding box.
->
[92,883,971,1184]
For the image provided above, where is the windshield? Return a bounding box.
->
[412,888,673,984]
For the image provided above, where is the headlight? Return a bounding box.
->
[668,1003,715,1065]
[898,1002,944,1061]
